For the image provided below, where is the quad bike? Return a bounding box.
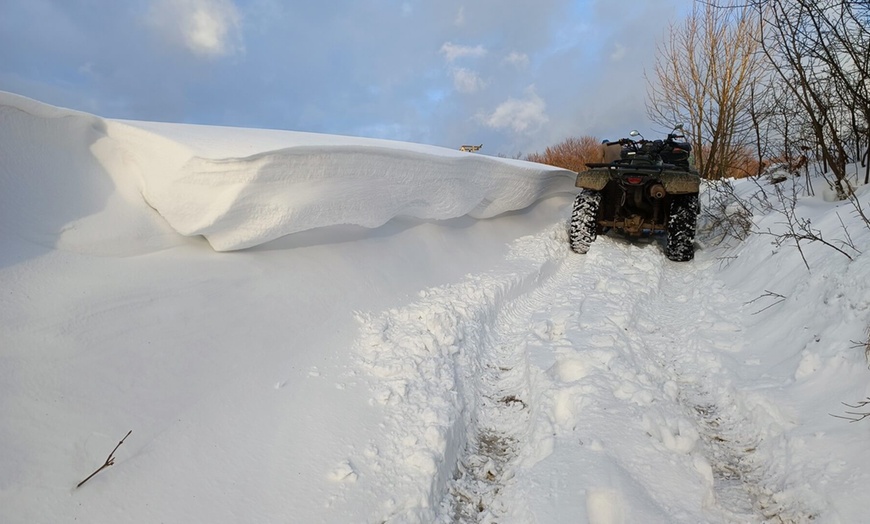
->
[568,124,701,261]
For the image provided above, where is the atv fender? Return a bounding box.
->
[574,169,609,191]
[661,172,701,194]
[575,169,701,194]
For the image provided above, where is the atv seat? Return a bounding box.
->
[601,141,623,163]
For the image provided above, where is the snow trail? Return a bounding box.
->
[356,227,824,523]
[509,236,820,523]
[353,224,568,522]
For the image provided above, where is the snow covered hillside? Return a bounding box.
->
[1,91,869,523]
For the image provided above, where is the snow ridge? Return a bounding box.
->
[0,91,576,254]
[140,143,576,251]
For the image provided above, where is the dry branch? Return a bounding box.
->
[76,430,132,489]
[745,289,787,314]
[830,398,870,423]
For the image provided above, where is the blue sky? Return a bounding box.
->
[0,0,692,156]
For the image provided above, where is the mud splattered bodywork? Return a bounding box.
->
[569,126,701,261]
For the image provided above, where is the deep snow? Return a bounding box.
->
[1,91,869,523]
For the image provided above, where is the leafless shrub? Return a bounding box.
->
[526,135,602,172]
[760,181,860,270]
[703,169,862,267]
[701,182,754,243]
[699,177,771,245]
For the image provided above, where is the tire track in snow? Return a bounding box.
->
[354,225,570,523]
[508,235,821,523]
[627,263,822,523]
[355,227,822,523]
[441,230,588,523]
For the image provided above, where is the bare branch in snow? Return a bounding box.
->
[76,430,132,489]
[745,289,787,314]
[831,398,870,423]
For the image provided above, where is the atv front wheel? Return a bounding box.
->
[666,194,699,262]
[569,189,602,254]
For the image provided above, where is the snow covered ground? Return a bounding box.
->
[1,91,869,523]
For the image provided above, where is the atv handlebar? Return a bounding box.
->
[608,133,686,149]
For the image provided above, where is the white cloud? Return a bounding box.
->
[440,42,487,63]
[451,67,487,93]
[610,43,626,61]
[454,6,466,26]
[147,0,243,58]
[503,51,530,69]
[479,87,548,133]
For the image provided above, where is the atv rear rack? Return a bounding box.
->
[584,162,680,171]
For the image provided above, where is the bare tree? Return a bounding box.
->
[754,0,870,198]
[648,1,765,180]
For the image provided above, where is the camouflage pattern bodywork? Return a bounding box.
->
[572,164,701,236]
[574,169,610,191]
[575,169,700,194]
[569,128,701,259]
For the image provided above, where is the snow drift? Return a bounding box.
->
[0,91,576,252]
[143,143,575,251]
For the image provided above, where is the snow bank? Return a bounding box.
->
[0,92,187,259]
[127,123,576,251]
[1,91,576,253]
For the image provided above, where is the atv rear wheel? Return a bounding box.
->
[666,194,699,262]
[569,189,602,254]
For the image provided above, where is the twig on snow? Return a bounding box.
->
[745,290,787,314]
[836,212,860,254]
[716,255,739,270]
[76,430,132,489]
[830,399,870,423]
[849,193,870,231]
